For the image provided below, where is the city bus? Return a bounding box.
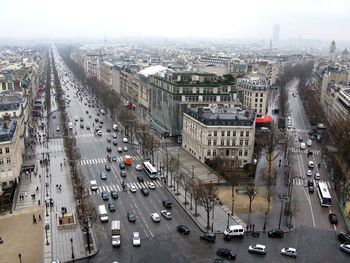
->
[142,161,159,179]
[316,182,332,207]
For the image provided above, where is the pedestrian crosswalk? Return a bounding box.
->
[88,180,163,195]
[290,148,321,155]
[75,132,110,138]
[79,154,142,165]
[292,178,331,188]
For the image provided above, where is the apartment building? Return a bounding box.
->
[99,60,114,88]
[237,77,268,115]
[149,70,237,137]
[182,107,255,165]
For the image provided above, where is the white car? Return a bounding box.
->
[281,247,297,258]
[123,137,128,143]
[340,244,350,254]
[147,181,156,189]
[151,213,161,222]
[135,164,142,171]
[123,146,128,152]
[56,126,60,131]
[97,130,102,136]
[314,172,320,180]
[132,232,141,246]
[161,210,172,220]
[112,133,117,138]
[306,170,312,177]
[129,186,137,193]
[117,147,123,153]
[308,161,314,168]
[248,244,267,255]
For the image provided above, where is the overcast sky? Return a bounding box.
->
[1,0,349,41]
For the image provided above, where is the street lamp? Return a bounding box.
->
[70,237,75,259]
[45,224,50,246]
[18,253,22,263]
[45,182,49,197]
[278,194,288,230]
[227,212,230,229]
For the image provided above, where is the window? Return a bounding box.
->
[227,131,230,136]
[213,150,217,156]
[239,140,243,146]
[232,131,236,136]
[208,131,212,136]
[221,131,225,136]
[208,139,211,146]
[240,131,244,137]
[213,131,217,136]
[207,150,211,156]
[245,140,249,146]
[260,99,263,102]
[213,140,217,146]
[5,147,9,153]
[0,148,2,154]
[244,150,248,156]
[226,149,230,156]
[232,140,236,146]
[0,159,3,165]
[6,157,10,164]
[246,131,250,137]
[239,150,242,156]
[221,140,224,146]
[255,98,258,102]
[227,140,230,146]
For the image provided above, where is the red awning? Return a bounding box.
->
[256,115,272,124]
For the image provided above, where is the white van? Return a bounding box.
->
[98,205,109,222]
[224,225,245,237]
[90,180,98,191]
[300,142,306,150]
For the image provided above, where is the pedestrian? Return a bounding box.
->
[38,199,41,206]
[38,214,42,221]
[33,214,37,224]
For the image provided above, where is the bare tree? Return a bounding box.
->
[245,184,257,213]
[196,183,218,230]
[180,175,193,205]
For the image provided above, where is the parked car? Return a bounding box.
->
[151,213,161,222]
[127,211,136,222]
[338,233,350,244]
[339,244,350,254]
[329,213,338,224]
[200,233,216,243]
[132,232,141,246]
[268,229,284,238]
[111,190,118,199]
[248,244,267,255]
[216,248,236,259]
[177,225,190,235]
[161,210,172,220]
[281,247,297,258]
[162,200,172,209]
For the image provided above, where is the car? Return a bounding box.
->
[111,190,118,199]
[123,137,128,143]
[161,210,172,220]
[106,147,112,153]
[308,181,314,193]
[113,141,118,146]
[99,123,103,128]
[95,118,99,123]
[300,142,306,150]
[106,128,111,133]
[147,181,156,189]
[117,147,123,153]
[97,130,102,136]
[107,138,111,142]
[308,161,314,169]
[112,156,117,162]
[137,176,144,183]
[100,172,107,180]
[298,136,303,142]
[80,118,83,122]
[85,110,89,114]
[177,225,190,234]
[127,212,136,222]
[248,244,267,255]
[120,170,126,177]
[140,188,149,196]
[129,185,137,193]
[105,164,111,172]
[314,172,320,180]
[329,213,338,224]
[338,233,350,244]
[216,248,236,259]
[339,244,350,254]
[306,170,312,177]
[56,126,60,132]
[281,247,297,258]
[135,164,142,171]
[132,232,141,246]
[89,115,92,118]
[123,146,128,152]
[212,258,230,263]
[151,212,161,222]
[101,191,109,201]
[268,229,284,238]
[108,203,116,212]
[112,133,117,138]
[119,162,125,169]
[162,200,172,209]
[86,125,90,130]
[200,233,216,243]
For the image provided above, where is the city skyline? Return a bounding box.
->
[0,0,349,41]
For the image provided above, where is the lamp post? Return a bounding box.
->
[263,212,268,232]
[70,237,75,259]
[18,253,22,263]
[45,182,49,197]
[211,200,215,233]
[227,212,230,229]
[278,194,288,230]
[45,224,50,246]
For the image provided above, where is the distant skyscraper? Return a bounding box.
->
[329,40,336,63]
[273,24,280,45]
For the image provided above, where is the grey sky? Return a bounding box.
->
[1,0,349,41]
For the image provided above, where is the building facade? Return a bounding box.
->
[182,107,255,165]
[99,60,114,88]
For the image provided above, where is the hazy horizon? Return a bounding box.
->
[1,0,349,42]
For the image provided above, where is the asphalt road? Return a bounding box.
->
[51,57,350,262]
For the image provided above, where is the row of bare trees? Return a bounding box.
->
[58,47,161,164]
[51,51,96,253]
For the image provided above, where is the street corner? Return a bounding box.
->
[0,207,44,263]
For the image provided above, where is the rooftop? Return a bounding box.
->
[0,119,17,142]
